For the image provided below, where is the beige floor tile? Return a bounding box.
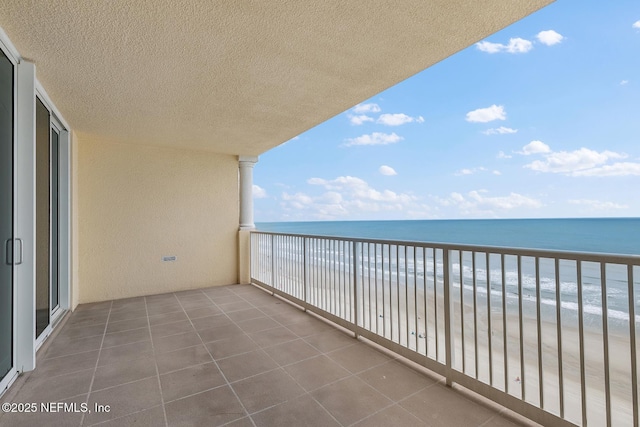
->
[102,327,151,348]
[153,331,202,354]
[92,356,157,391]
[399,385,498,427]
[205,334,259,360]
[165,386,245,427]
[263,338,320,366]
[352,404,424,427]
[155,344,213,374]
[327,341,390,373]
[216,349,278,382]
[311,376,392,426]
[357,360,435,401]
[284,355,350,392]
[160,362,226,402]
[84,377,162,425]
[247,326,298,348]
[98,341,153,366]
[232,368,305,413]
[251,394,340,427]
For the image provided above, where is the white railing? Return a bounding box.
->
[250,231,640,427]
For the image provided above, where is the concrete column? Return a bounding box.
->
[238,156,258,230]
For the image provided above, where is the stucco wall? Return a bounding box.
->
[75,138,239,304]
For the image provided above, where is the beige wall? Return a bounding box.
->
[74,138,239,304]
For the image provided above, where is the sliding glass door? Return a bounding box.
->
[35,97,62,339]
[0,49,14,386]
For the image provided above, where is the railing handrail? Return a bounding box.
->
[251,230,640,264]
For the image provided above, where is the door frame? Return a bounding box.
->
[0,30,18,395]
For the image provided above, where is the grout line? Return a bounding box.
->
[79,299,113,427]
[143,294,170,427]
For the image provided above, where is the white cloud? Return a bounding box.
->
[376,113,424,126]
[466,105,506,123]
[633,20,640,29]
[518,140,551,155]
[570,162,640,177]
[569,199,628,210]
[253,185,267,199]
[349,114,374,125]
[492,170,502,175]
[437,190,542,216]
[455,167,487,176]
[476,37,533,54]
[536,30,564,46]
[281,176,422,220]
[352,103,381,114]
[620,80,629,86]
[519,141,640,177]
[379,165,397,176]
[497,151,512,159]
[344,132,403,147]
[524,147,627,175]
[483,126,518,135]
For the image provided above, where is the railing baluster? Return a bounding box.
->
[555,258,564,418]
[353,241,359,337]
[444,249,453,386]
[473,251,479,380]
[271,234,275,287]
[501,253,507,393]
[602,263,611,427]
[536,257,543,409]
[390,246,393,342]
[303,237,308,306]
[518,255,525,401]
[423,247,428,356]
[434,248,439,360]
[375,243,378,335]
[628,265,638,427]
[577,260,587,427]
[487,252,493,386]
[415,246,419,352]
[397,245,400,344]
[406,245,409,348]
[461,250,466,374]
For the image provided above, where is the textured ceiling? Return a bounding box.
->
[0,1,553,155]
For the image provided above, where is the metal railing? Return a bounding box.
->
[250,231,640,427]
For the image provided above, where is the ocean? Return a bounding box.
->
[256,217,640,255]
[256,218,640,327]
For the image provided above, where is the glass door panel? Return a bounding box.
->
[0,50,14,382]
[35,98,50,338]
[50,126,59,312]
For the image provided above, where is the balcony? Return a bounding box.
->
[0,283,536,426]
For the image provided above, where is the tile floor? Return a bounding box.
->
[0,284,539,426]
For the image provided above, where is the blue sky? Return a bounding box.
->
[254,1,640,222]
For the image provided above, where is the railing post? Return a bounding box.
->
[443,249,454,387]
[303,237,308,311]
[249,232,253,282]
[353,241,359,338]
[270,234,275,289]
